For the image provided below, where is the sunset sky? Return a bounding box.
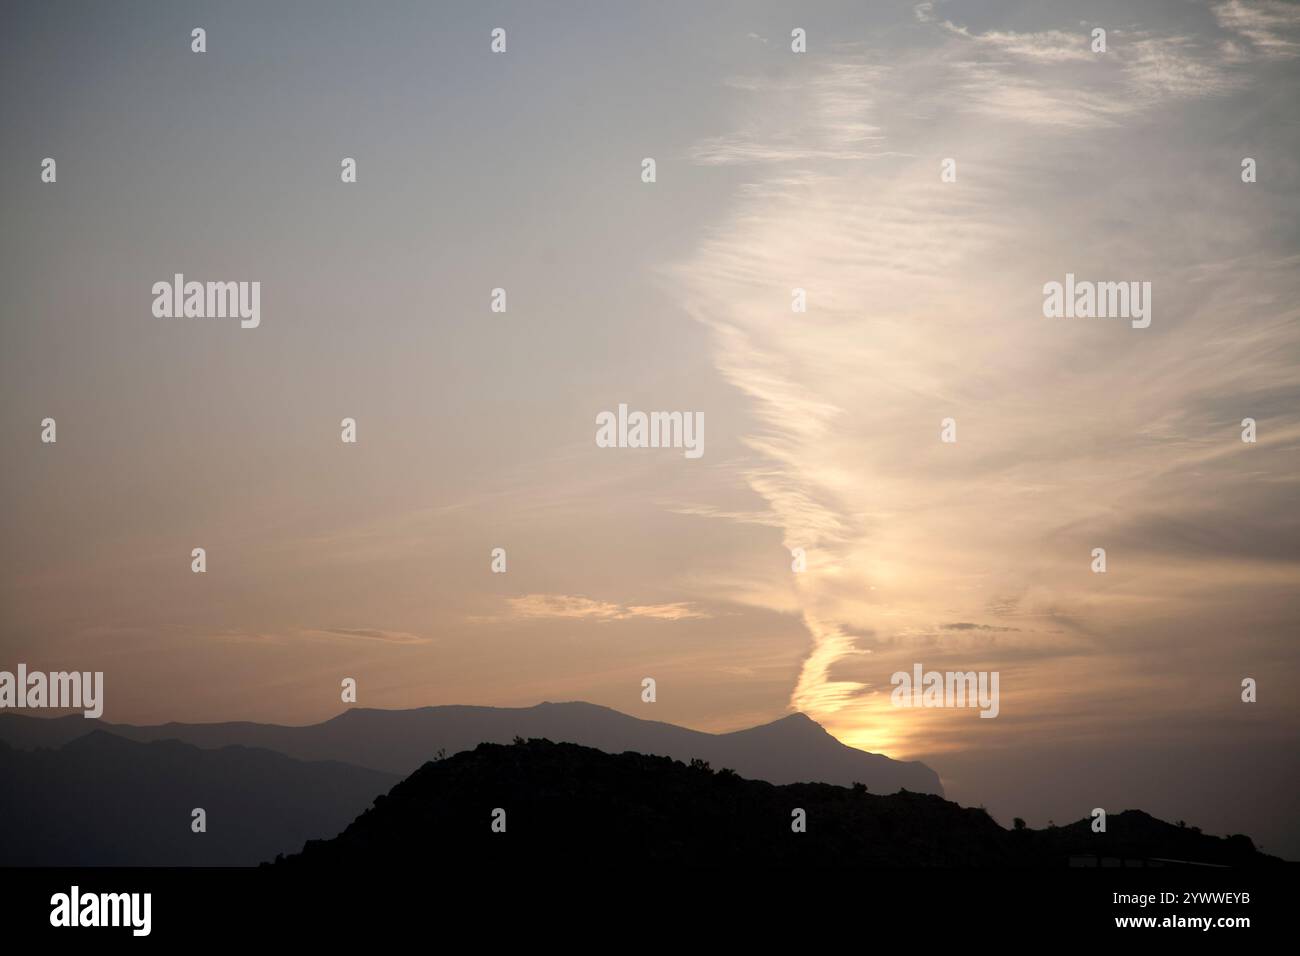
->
[2,1,1298,856]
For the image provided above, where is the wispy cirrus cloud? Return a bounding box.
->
[199,627,434,646]
[498,594,711,623]
[688,63,890,165]
[1214,0,1300,58]
[672,11,1300,760]
[932,16,1245,123]
[938,22,1096,62]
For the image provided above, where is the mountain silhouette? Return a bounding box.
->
[277,738,1281,868]
[0,702,942,795]
[0,731,397,866]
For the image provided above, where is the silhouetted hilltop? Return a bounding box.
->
[276,739,1280,868]
[1025,809,1269,866]
[0,702,942,795]
[0,730,397,866]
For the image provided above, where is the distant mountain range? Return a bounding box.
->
[0,702,941,866]
[0,732,396,866]
[0,701,944,794]
[279,738,1282,868]
[0,707,1279,867]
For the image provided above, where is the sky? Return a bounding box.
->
[2,1,1298,857]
